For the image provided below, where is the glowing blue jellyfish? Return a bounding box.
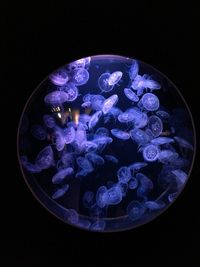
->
[129,60,139,80]
[61,151,75,165]
[128,178,138,189]
[44,91,69,105]
[128,109,148,128]
[106,185,123,206]
[129,162,148,172]
[62,82,79,102]
[111,128,130,140]
[68,57,91,71]
[102,94,118,114]
[76,157,93,172]
[81,141,98,153]
[171,169,188,186]
[158,150,179,163]
[52,184,69,200]
[127,201,146,221]
[130,128,150,145]
[85,152,104,165]
[107,71,123,86]
[156,110,170,120]
[88,111,102,130]
[118,111,135,123]
[77,219,91,229]
[49,69,69,86]
[144,201,165,210]
[143,144,160,162]
[63,126,76,144]
[96,186,108,208]
[90,220,106,231]
[148,115,163,137]
[141,93,160,111]
[43,115,56,128]
[168,192,178,203]
[35,145,54,169]
[174,136,194,150]
[98,73,114,92]
[91,95,105,111]
[117,166,132,183]
[117,182,128,197]
[22,161,41,173]
[82,191,94,208]
[104,155,119,164]
[53,129,66,151]
[31,125,47,140]
[71,68,89,86]
[131,74,161,91]
[52,167,74,184]
[151,137,174,146]
[136,173,154,197]
[95,127,109,137]
[66,209,79,224]
[124,88,139,102]
[81,101,91,108]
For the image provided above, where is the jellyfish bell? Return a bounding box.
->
[71,68,89,86]
[148,115,163,137]
[141,93,160,111]
[143,144,160,162]
[49,69,69,86]
[98,72,114,92]
[107,71,123,86]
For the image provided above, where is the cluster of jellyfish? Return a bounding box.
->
[18,55,195,232]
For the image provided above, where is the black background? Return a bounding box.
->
[2,1,200,266]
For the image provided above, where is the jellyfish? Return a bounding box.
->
[95,127,109,137]
[143,144,160,162]
[168,192,178,203]
[117,166,132,183]
[77,219,91,229]
[79,114,91,125]
[63,126,76,144]
[128,178,138,189]
[22,161,41,173]
[107,71,123,86]
[134,111,148,129]
[85,152,105,165]
[127,201,146,221]
[141,93,160,111]
[90,220,106,231]
[102,94,118,114]
[83,93,94,102]
[148,115,163,137]
[104,107,122,123]
[171,169,188,186]
[118,111,135,123]
[174,136,194,150]
[96,186,108,208]
[62,82,79,102]
[53,129,66,151]
[52,167,74,184]
[151,137,174,146]
[158,150,179,164]
[44,91,69,105]
[92,136,113,151]
[88,111,102,130]
[106,185,123,206]
[111,128,130,140]
[75,169,91,178]
[129,60,139,80]
[132,74,161,91]
[43,115,56,128]
[52,184,69,200]
[49,69,69,86]
[82,191,94,208]
[130,128,150,145]
[89,203,107,218]
[65,209,79,224]
[117,182,128,197]
[74,124,87,150]
[144,201,165,210]
[76,157,93,172]
[35,145,54,170]
[136,173,154,197]
[71,68,89,86]
[91,95,105,111]
[129,162,148,172]
[67,57,91,70]
[104,155,119,164]
[156,110,170,120]
[124,88,139,102]
[61,151,75,165]
[98,73,114,92]
[81,141,98,153]
[81,101,91,108]
[31,125,47,140]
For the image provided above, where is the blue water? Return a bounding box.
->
[18,55,195,232]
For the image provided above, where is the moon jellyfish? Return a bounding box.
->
[35,146,54,169]
[148,115,163,137]
[98,73,114,92]
[52,184,69,200]
[111,128,130,140]
[107,71,123,86]
[49,69,69,86]
[124,88,139,102]
[127,201,146,221]
[102,94,118,114]
[143,144,160,162]
[71,68,89,86]
[44,91,69,105]
[141,93,160,111]
[18,54,195,232]
[52,167,74,184]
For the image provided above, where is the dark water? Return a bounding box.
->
[17,55,195,232]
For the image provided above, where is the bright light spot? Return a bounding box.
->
[57,113,62,118]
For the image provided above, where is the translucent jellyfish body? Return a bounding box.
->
[18,54,196,232]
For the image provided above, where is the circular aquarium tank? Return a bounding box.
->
[17,54,196,232]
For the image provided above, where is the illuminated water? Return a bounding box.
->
[17,55,196,232]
